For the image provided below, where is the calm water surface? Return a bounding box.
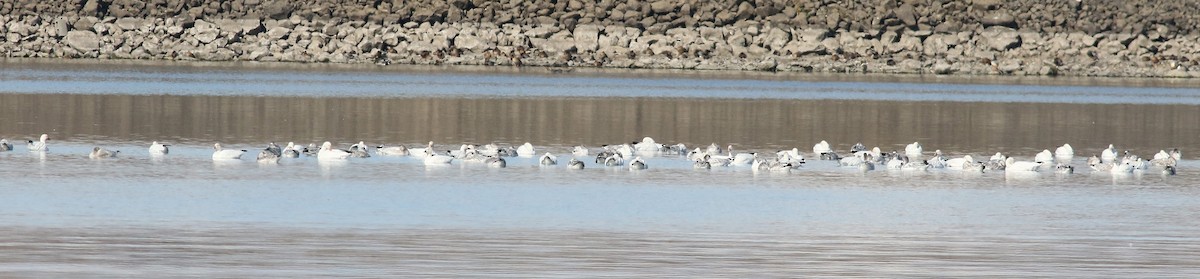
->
[2,60,1200,277]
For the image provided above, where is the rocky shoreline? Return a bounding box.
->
[3,0,1199,77]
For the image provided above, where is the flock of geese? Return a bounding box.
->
[3,135,1184,175]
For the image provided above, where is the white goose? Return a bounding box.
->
[211,143,246,160]
[1101,144,1119,162]
[539,152,558,165]
[424,151,455,165]
[516,142,536,157]
[485,155,506,168]
[572,146,589,157]
[27,134,49,152]
[318,141,352,160]
[633,137,663,152]
[0,139,12,151]
[945,155,975,170]
[628,156,648,170]
[567,158,585,169]
[282,142,301,158]
[149,141,169,155]
[89,147,119,159]
[729,146,756,166]
[1055,143,1074,157]
[813,140,833,156]
[1005,157,1042,172]
[375,144,410,156]
[904,142,923,157]
[1034,149,1053,166]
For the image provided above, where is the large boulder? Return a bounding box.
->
[573,24,600,52]
[981,26,1021,51]
[66,30,100,51]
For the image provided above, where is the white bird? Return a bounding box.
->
[730,147,756,166]
[628,156,648,170]
[989,152,1006,162]
[572,146,589,157]
[485,155,506,168]
[1101,144,1119,162]
[349,141,371,158]
[905,142,923,157]
[282,142,301,158]
[605,153,625,167]
[89,147,118,159]
[410,141,434,157]
[885,155,906,169]
[752,159,792,172]
[706,143,723,155]
[945,155,975,170]
[149,141,169,155]
[813,140,833,156]
[1055,164,1074,174]
[1034,149,1053,165]
[633,137,663,152]
[926,150,947,168]
[212,143,246,160]
[1005,157,1042,172]
[1055,143,1074,157]
[901,160,930,171]
[375,144,410,156]
[424,151,455,165]
[257,143,282,163]
[567,158,585,169]
[539,152,558,165]
[0,139,12,151]
[516,142,536,157]
[317,141,352,160]
[27,134,49,152]
[840,155,868,167]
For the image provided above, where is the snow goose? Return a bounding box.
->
[348,141,371,158]
[1055,144,1074,157]
[1005,157,1042,172]
[926,150,947,168]
[730,147,756,166]
[1034,149,1053,165]
[633,137,663,152]
[840,154,869,167]
[0,139,12,151]
[318,141,352,160]
[257,144,281,164]
[1101,144,1119,162]
[813,140,833,157]
[604,153,625,167]
[27,134,49,152]
[485,155,506,168]
[752,159,792,172]
[89,147,119,159]
[945,155,974,170]
[885,155,906,169]
[904,142,923,157]
[212,143,246,160]
[375,144,410,156]
[628,156,648,170]
[149,141,169,155]
[902,160,930,171]
[595,150,615,164]
[850,142,867,154]
[693,160,712,169]
[516,142,536,157]
[572,146,589,157]
[666,143,687,155]
[1170,148,1182,161]
[281,142,300,158]
[423,150,455,165]
[539,152,558,165]
[302,143,319,157]
[705,154,732,167]
[1055,163,1074,174]
[567,158,585,169]
[706,143,723,155]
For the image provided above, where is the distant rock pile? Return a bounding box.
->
[3,0,1199,77]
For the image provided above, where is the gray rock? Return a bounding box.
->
[73,17,98,32]
[981,27,1021,51]
[650,1,675,14]
[66,30,100,51]
[532,37,578,53]
[573,24,600,52]
[981,12,1016,28]
[266,26,291,40]
[194,28,219,44]
[454,34,488,52]
[115,18,143,31]
[895,4,918,27]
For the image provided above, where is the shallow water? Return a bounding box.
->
[2,60,1200,277]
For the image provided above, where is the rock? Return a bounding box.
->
[115,18,143,31]
[532,37,578,53]
[194,28,219,44]
[573,24,600,52]
[894,4,918,27]
[932,62,954,74]
[981,26,1021,51]
[73,17,98,32]
[266,26,290,40]
[650,1,675,14]
[66,30,100,51]
[981,12,1017,28]
[454,34,488,52]
[781,41,825,56]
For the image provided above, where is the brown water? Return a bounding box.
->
[2,60,1200,277]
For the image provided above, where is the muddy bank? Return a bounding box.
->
[2,0,1199,77]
